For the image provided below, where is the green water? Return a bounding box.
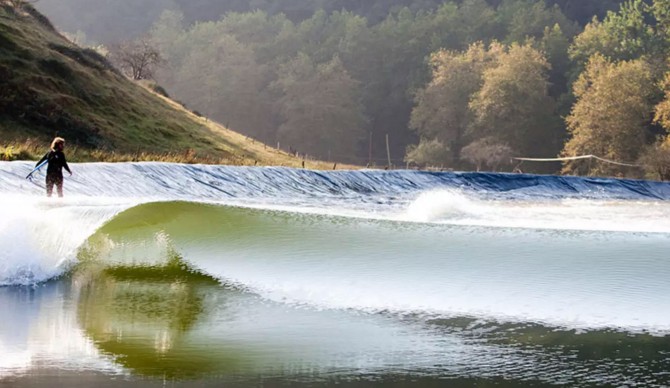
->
[2,203,670,387]
[3,263,669,387]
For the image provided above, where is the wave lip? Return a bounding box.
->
[0,195,136,286]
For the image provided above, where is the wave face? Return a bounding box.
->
[2,161,670,333]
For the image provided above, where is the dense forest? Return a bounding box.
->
[34,0,670,178]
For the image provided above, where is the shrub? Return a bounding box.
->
[404,138,450,167]
[460,137,513,172]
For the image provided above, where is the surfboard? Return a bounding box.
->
[26,159,48,181]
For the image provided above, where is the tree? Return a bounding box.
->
[150,10,185,65]
[547,0,624,26]
[498,0,579,43]
[109,37,163,80]
[562,55,656,176]
[469,42,560,159]
[638,139,670,180]
[409,42,500,166]
[654,68,670,130]
[541,24,572,98]
[569,0,658,67]
[169,33,276,142]
[273,54,368,160]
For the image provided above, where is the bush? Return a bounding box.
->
[152,84,170,98]
[460,137,513,172]
[639,140,670,181]
[404,138,450,167]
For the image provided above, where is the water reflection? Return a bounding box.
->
[73,258,516,382]
[2,264,670,387]
[76,258,233,378]
[0,281,120,378]
[74,260,670,387]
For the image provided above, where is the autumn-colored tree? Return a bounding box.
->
[638,139,670,180]
[469,42,559,159]
[562,55,656,176]
[645,69,670,180]
[409,42,501,166]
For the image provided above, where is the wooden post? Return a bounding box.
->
[385,133,392,169]
[368,131,373,166]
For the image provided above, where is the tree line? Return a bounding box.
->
[39,0,670,178]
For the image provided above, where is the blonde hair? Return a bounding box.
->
[50,137,65,151]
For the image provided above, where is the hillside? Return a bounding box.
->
[0,1,341,168]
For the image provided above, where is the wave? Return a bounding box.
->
[62,202,670,334]
[1,162,670,333]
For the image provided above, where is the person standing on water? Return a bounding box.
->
[35,137,72,197]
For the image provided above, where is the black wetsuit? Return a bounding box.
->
[36,150,71,197]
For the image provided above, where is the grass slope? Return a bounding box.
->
[0,1,349,168]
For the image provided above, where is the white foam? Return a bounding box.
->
[404,189,484,222]
[0,195,136,285]
[402,189,670,233]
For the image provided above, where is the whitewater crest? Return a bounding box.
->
[0,195,137,285]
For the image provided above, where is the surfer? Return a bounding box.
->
[35,137,72,197]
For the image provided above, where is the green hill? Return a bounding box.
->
[0,1,339,168]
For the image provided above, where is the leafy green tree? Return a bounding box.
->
[346,8,433,161]
[210,11,294,64]
[149,9,187,79]
[168,33,276,142]
[347,1,499,163]
[291,10,369,65]
[569,0,657,67]
[273,54,368,160]
[562,55,656,176]
[541,24,572,97]
[650,0,670,37]
[404,138,451,167]
[498,0,579,43]
[547,0,625,26]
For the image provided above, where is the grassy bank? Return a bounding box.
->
[0,137,349,170]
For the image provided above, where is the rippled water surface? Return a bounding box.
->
[1,162,669,387]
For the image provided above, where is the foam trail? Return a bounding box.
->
[403,189,670,233]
